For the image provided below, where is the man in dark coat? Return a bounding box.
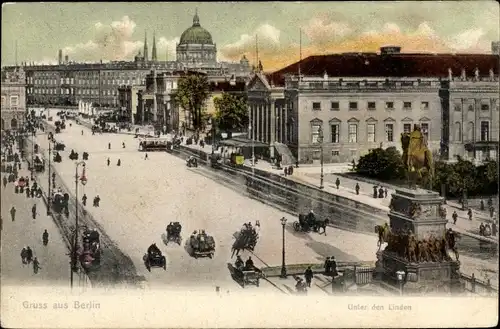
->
[304,266,314,287]
[355,183,360,195]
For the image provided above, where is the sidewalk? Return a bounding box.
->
[183,142,498,244]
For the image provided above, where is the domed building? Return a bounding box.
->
[176,10,217,65]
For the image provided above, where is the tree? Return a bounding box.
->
[213,93,248,139]
[355,147,405,180]
[174,74,210,132]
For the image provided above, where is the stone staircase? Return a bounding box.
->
[274,142,296,165]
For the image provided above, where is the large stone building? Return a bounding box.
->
[2,11,251,109]
[127,69,246,133]
[247,46,499,164]
[1,67,26,130]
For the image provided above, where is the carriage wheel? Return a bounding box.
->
[293,222,300,231]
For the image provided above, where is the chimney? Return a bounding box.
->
[65,55,69,64]
[58,49,63,64]
[380,46,401,55]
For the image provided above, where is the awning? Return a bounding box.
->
[218,137,268,148]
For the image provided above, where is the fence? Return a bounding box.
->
[460,273,497,295]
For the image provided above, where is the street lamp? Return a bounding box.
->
[280,217,287,278]
[317,126,324,189]
[71,160,87,289]
[47,132,53,216]
[396,270,405,296]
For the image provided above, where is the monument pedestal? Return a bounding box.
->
[374,188,463,295]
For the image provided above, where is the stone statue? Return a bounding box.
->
[474,67,479,81]
[439,205,447,219]
[461,68,466,81]
[410,203,422,219]
[258,60,263,73]
[448,67,453,81]
[418,239,430,262]
[401,124,434,189]
[490,68,495,81]
[407,234,418,263]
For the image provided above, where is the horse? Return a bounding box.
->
[231,229,258,258]
[401,127,434,190]
[313,218,329,235]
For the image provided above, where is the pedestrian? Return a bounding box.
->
[108,142,111,150]
[33,257,40,274]
[20,247,27,264]
[3,176,7,188]
[284,167,288,176]
[117,159,121,166]
[304,266,313,287]
[467,208,473,221]
[82,194,87,206]
[122,142,125,148]
[31,186,35,198]
[10,206,16,221]
[452,211,458,225]
[324,257,331,275]
[335,178,340,189]
[489,206,495,218]
[81,130,84,136]
[378,186,384,199]
[384,187,388,198]
[32,204,37,220]
[480,200,485,211]
[373,186,378,198]
[289,165,294,175]
[355,183,360,195]
[26,247,33,263]
[26,185,31,198]
[107,158,110,166]
[145,153,149,160]
[487,197,493,209]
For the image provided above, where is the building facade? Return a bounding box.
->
[135,70,246,133]
[117,84,146,125]
[2,11,251,109]
[247,47,499,163]
[1,67,26,130]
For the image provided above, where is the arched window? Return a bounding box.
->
[467,122,474,141]
[454,122,461,141]
[10,118,18,129]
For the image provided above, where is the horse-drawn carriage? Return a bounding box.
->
[69,150,79,160]
[166,222,182,245]
[231,222,259,258]
[14,177,27,193]
[143,243,166,271]
[229,256,263,287]
[54,142,65,151]
[79,229,101,268]
[53,151,62,163]
[189,230,215,259]
[210,153,223,169]
[52,191,69,214]
[293,212,329,234]
[186,156,198,168]
[31,154,45,172]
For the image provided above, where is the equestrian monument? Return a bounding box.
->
[374,124,463,294]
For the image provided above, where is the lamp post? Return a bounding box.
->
[317,126,324,189]
[30,129,35,180]
[280,217,287,278]
[396,270,405,296]
[47,132,53,216]
[71,161,87,289]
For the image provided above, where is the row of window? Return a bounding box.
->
[312,101,429,111]
[453,121,491,142]
[1,96,19,107]
[453,103,495,112]
[311,122,429,144]
[28,88,118,96]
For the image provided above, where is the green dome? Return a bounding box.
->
[179,13,213,45]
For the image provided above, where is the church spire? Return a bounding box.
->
[193,7,200,26]
[152,31,157,62]
[143,31,149,62]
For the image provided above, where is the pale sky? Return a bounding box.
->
[2,1,499,71]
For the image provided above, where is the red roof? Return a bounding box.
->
[267,53,499,86]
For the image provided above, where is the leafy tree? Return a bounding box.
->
[356,147,405,180]
[174,74,210,132]
[213,93,248,139]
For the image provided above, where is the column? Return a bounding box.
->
[255,104,260,140]
[270,99,276,158]
[263,102,268,144]
[247,104,252,139]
